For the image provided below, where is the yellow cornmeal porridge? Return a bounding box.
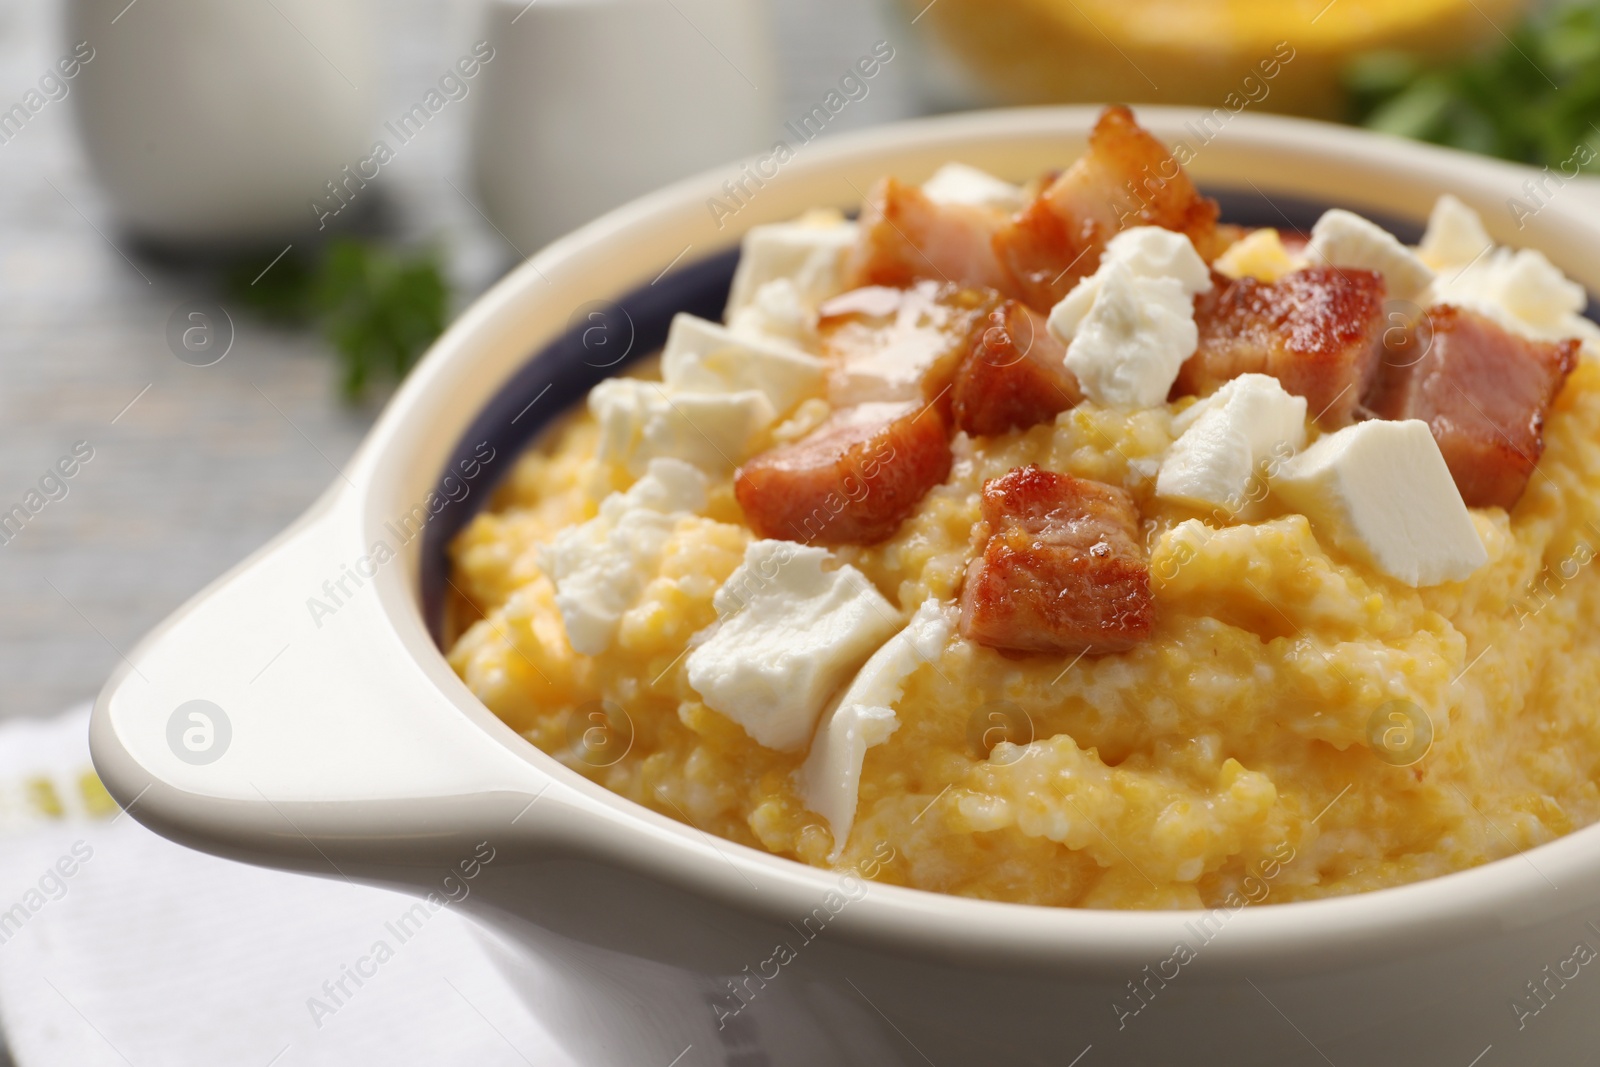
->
[446,356,1600,911]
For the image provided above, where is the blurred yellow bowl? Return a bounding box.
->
[903,0,1532,117]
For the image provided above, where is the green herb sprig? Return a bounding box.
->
[228,238,449,402]
[1346,0,1600,172]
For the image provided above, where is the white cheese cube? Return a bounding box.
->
[1304,209,1435,302]
[799,598,955,858]
[921,162,1027,214]
[589,377,774,476]
[724,217,858,318]
[1048,226,1213,341]
[1060,265,1199,410]
[726,278,820,349]
[686,540,901,751]
[661,312,824,417]
[1157,374,1307,513]
[1418,194,1493,270]
[1271,420,1487,587]
[539,458,709,655]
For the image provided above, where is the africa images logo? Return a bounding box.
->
[166,700,232,765]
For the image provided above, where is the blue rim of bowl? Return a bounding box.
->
[420,186,1597,643]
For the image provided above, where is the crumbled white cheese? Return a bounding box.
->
[1213,228,1299,282]
[1049,226,1213,341]
[726,278,820,349]
[724,216,858,317]
[661,312,824,416]
[1487,249,1589,329]
[685,540,901,751]
[1157,374,1307,512]
[1271,419,1487,587]
[1047,227,1212,410]
[799,598,955,858]
[1304,208,1435,302]
[1432,246,1590,341]
[1414,195,1594,344]
[1058,267,1201,410]
[589,377,773,476]
[1418,194,1493,270]
[539,458,709,655]
[921,162,1027,214]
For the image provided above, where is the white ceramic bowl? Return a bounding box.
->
[92,107,1600,1066]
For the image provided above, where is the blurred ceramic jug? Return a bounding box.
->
[65,0,378,246]
[471,0,778,253]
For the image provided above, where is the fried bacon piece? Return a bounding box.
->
[959,465,1152,655]
[1175,266,1386,429]
[819,281,1003,407]
[734,401,952,545]
[847,176,1017,295]
[993,105,1222,311]
[951,300,1083,435]
[1364,304,1579,510]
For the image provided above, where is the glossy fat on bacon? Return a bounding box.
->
[993,105,1222,311]
[1175,266,1386,429]
[734,400,952,545]
[848,176,1017,295]
[1365,304,1579,510]
[951,300,1083,435]
[819,281,1003,407]
[959,465,1153,655]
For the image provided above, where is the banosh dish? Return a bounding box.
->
[444,105,1600,913]
[90,108,1600,1066]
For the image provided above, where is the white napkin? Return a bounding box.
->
[0,706,577,1067]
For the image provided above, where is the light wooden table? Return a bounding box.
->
[0,0,915,727]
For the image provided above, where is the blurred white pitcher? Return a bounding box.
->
[64,0,378,245]
[471,0,778,253]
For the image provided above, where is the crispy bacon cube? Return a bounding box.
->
[959,465,1153,655]
[1364,304,1579,510]
[819,281,1003,408]
[1175,266,1386,428]
[734,400,952,545]
[951,300,1083,435]
[993,105,1222,312]
[847,176,1017,296]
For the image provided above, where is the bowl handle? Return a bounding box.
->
[88,485,565,874]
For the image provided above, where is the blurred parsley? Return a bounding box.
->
[1346,0,1600,172]
[227,238,449,401]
